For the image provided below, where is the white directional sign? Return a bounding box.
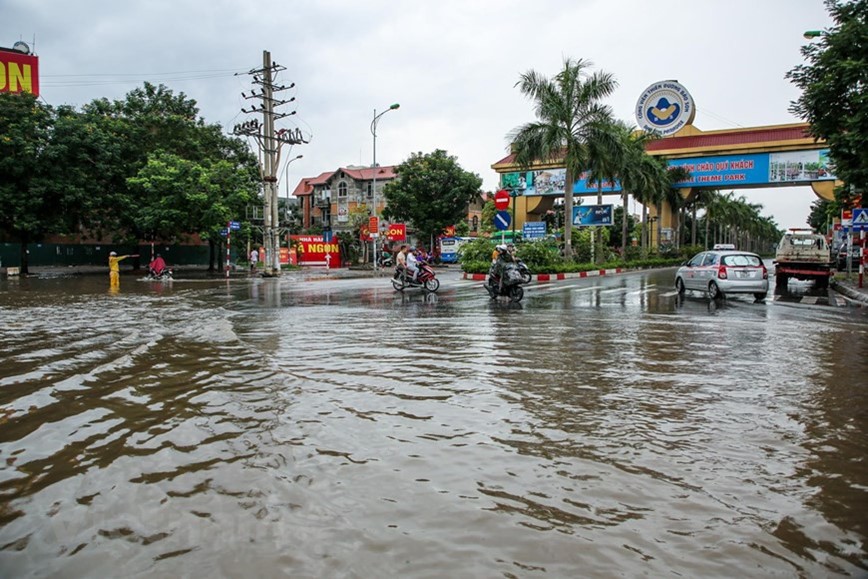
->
[494,210,511,231]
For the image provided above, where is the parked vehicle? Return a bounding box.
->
[391,261,440,292]
[377,252,394,268]
[438,237,471,264]
[485,262,527,302]
[836,244,862,271]
[675,250,768,301]
[773,229,833,289]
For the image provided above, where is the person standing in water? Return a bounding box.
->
[109,251,138,289]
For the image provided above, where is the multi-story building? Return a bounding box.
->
[291,165,397,233]
[291,164,487,239]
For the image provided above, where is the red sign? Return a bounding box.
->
[443,225,455,237]
[386,223,406,241]
[494,189,510,210]
[290,235,341,266]
[369,216,379,236]
[0,50,39,96]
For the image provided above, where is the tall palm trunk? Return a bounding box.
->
[691,203,697,246]
[564,169,573,259]
[621,190,628,259]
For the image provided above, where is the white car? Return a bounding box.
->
[675,250,769,300]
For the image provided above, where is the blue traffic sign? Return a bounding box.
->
[853,208,868,231]
[229,221,241,230]
[522,221,546,239]
[494,210,511,231]
[219,228,228,237]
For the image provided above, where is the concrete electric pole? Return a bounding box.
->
[234,50,308,277]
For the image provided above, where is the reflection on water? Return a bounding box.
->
[0,272,866,576]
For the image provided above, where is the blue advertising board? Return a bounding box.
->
[522,221,547,239]
[500,148,836,195]
[573,204,613,227]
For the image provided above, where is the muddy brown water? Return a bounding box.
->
[0,269,866,577]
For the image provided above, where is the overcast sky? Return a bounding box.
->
[6,0,833,229]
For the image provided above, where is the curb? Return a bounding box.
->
[831,278,868,304]
[463,268,625,282]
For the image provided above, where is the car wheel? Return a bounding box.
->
[754,292,767,301]
[708,281,724,300]
[675,277,685,294]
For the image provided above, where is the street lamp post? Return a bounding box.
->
[371,103,400,273]
[283,154,303,220]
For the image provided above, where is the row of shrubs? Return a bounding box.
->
[457,237,694,275]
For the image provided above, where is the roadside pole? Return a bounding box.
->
[225,221,231,279]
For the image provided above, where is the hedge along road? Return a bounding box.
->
[0,267,866,577]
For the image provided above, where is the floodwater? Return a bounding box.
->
[0,268,866,577]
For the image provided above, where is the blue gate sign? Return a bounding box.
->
[219,228,228,237]
[229,221,241,230]
[522,221,546,239]
[494,210,511,231]
[573,204,613,227]
[853,208,868,231]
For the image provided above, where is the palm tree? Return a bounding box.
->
[508,58,618,259]
[614,125,659,258]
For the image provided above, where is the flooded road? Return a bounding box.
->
[1,268,866,577]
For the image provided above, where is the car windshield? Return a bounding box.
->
[722,254,762,267]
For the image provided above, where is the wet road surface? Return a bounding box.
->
[0,268,866,577]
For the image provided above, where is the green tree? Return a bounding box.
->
[382,149,482,247]
[508,57,618,259]
[787,0,868,193]
[0,93,52,273]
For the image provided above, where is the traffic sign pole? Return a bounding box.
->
[225,220,231,279]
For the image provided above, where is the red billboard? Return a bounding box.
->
[0,50,39,96]
[290,235,341,266]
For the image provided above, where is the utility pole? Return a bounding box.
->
[234,50,308,277]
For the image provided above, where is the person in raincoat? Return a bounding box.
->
[109,251,138,289]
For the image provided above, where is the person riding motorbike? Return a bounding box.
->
[149,254,167,277]
[406,247,420,283]
[490,244,515,290]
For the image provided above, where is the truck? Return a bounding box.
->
[773,229,833,290]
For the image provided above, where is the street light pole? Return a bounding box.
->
[283,154,303,219]
[371,103,400,273]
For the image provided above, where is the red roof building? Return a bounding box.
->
[292,165,398,232]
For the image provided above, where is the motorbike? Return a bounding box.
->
[515,259,532,284]
[146,267,173,281]
[485,263,526,302]
[377,253,394,268]
[391,261,440,292]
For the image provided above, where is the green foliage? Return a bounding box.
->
[0,82,262,271]
[457,237,495,263]
[787,0,868,192]
[382,149,482,243]
[515,239,561,270]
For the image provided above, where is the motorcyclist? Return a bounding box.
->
[490,244,515,290]
[406,247,420,283]
[149,253,167,277]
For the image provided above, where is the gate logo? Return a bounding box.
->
[635,80,695,136]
